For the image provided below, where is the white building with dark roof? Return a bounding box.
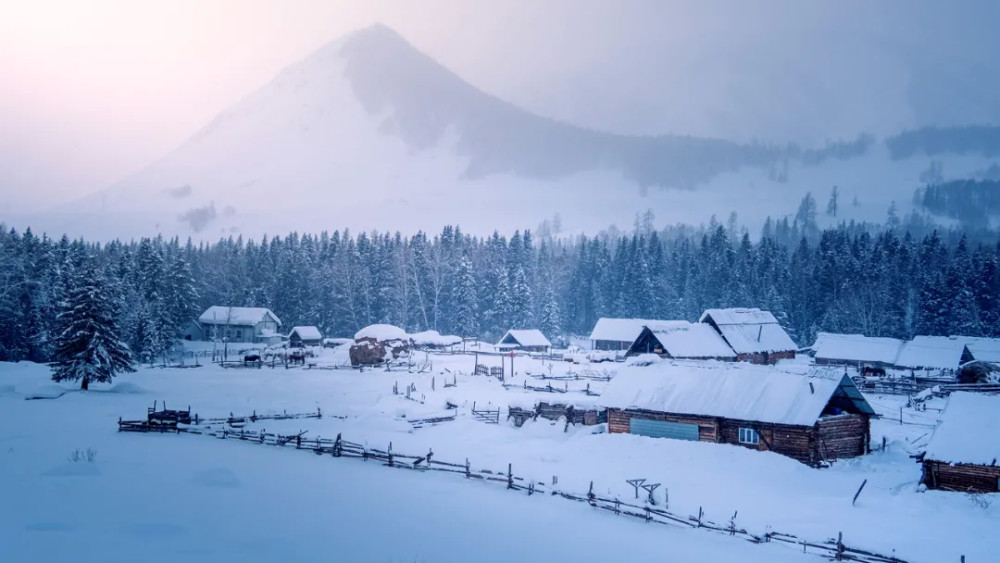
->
[196,306,282,344]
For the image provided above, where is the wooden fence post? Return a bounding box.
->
[507,463,513,489]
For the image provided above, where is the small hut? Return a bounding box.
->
[625,321,735,360]
[922,392,1000,493]
[811,332,905,375]
[497,329,551,353]
[602,362,875,465]
[699,308,797,364]
[288,326,322,348]
[589,318,665,351]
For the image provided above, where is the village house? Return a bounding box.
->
[894,335,969,374]
[497,329,551,353]
[589,318,666,351]
[601,362,875,465]
[287,326,322,348]
[625,321,736,361]
[960,338,1000,365]
[811,332,905,374]
[921,392,1000,493]
[196,306,282,344]
[699,308,797,364]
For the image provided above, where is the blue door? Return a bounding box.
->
[629,418,700,441]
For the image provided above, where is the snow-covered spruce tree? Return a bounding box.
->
[51,260,135,390]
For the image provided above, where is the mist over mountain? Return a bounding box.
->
[21,23,1000,241]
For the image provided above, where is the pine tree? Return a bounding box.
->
[52,261,135,389]
[453,255,479,337]
[826,186,839,217]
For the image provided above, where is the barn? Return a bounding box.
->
[894,336,969,374]
[589,318,665,351]
[602,362,875,465]
[497,329,551,353]
[288,326,322,348]
[625,321,736,360]
[922,392,1000,493]
[699,308,797,364]
[811,332,904,373]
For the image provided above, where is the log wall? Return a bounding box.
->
[923,460,1000,493]
[717,420,817,465]
[816,414,870,460]
[736,350,796,365]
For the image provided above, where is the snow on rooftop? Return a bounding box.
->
[498,329,551,348]
[962,338,1000,364]
[410,330,462,347]
[700,308,797,354]
[642,321,736,359]
[894,336,969,370]
[198,306,281,326]
[290,326,322,340]
[811,333,905,365]
[589,318,666,343]
[601,361,864,427]
[354,324,408,341]
[924,392,1000,466]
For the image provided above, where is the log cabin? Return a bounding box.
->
[625,321,736,361]
[589,318,666,351]
[497,329,551,353]
[197,306,282,344]
[922,392,1000,493]
[699,308,797,364]
[601,362,875,466]
[288,326,322,348]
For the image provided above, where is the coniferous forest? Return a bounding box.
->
[1,216,998,364]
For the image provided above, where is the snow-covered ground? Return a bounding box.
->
[1,353,997,562]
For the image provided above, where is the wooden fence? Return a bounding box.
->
[116,403,921,563]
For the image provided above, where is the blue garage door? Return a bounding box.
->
[629,418,699,441]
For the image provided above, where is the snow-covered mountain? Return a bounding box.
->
[32,24,1000,240]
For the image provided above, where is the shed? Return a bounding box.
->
[626,321,736,360]
[410,330,462,349]
[589,318,666,351]
[699,308,797,364]
[497,329,551,353]
[922,392,1000,493]
[288,326,322,347]
[811,333,905,370]
[601,362,875,465]
[895,336,968,372]
[960,338,1000,365]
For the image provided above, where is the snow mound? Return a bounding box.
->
[43,462,101,477]
[191,468,241,488]
[625,353,662,367]
[108,382,147,394]
[22,384,70,400]
[354,324,408,341]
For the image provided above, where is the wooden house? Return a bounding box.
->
[625,321,736,361]
[811,332,904,373]
[288,326,322,348]
[497,329,551,353]
[601,362,875,465]
[699,308,797,364]
[922,392,1000,493]
[894,336,968,374]
[960,338,1000,365]
[589,318,665,351]
[197,306,282,344]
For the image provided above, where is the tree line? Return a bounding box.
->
[1,220,998,368]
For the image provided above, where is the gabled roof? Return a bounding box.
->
[962,338,1000,364]
[925,392,1000,465]
[498,329,551,348]
[633,321,736,359]
[589,318,666,343]
[700,308,797,354]
[894,336,968,370]
[289,326,322,340]
[601,362,873,426]
[199,306,281,326]
[811,332,905,365]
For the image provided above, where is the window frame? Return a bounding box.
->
[738,427,760,445]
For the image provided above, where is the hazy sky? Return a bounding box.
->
[1,0,999,213]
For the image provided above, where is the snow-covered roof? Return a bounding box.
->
[962,338,1000,364]
[811,332,905,365]
[601,361,873,426]
[924,392,1000,465]
[638,321,736,359]
[289,326,322,340]
[354,324,408,341]
[198,306,281,327]
[589,318,666,343]
[410,330,462,347]
[894,336,968,370]
[700,308,797,354]
[498,329,551,348]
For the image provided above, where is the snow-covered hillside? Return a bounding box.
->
[24,24,999,241]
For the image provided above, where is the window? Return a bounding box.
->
[236,330,243,341]
[738,427,759,445]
